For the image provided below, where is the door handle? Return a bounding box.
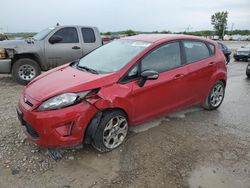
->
[174,74,184,79]
[208,62,215,66]
[72,46,81,50]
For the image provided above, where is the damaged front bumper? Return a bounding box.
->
[0,59,11,73]
[17,94,99,148]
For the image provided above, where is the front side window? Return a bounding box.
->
[81,28,96,43]
[183,41,210,64]
[141,42,181,73]
[52,27,79,43]
[78,40,151,73]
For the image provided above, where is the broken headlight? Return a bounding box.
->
[38,91,91,111]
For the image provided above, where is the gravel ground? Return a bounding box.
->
[0,41,250,188]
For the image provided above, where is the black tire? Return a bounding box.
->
[247,74,250,79]
[92,110,128,152]
[234,57,239,61]
[203,81,225,111]
[12,58,41,85]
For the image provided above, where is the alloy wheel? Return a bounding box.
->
[210,83,224,107]
[103,115,128,149]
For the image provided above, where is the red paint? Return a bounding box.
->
[17,34,227,148]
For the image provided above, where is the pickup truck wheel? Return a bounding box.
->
[12,58,41,85]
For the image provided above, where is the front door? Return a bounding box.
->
[129,41,190,124]
[45,27,83,69]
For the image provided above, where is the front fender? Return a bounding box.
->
[88,83,134,124]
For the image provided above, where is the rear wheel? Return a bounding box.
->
[203,81,225,110]
[12,58,41,85]
[234,57,240,61]
[247,73,250,79]
[92,110,128,152]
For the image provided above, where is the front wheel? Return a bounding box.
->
[203,81,225,110]
[12,58,41,85]
[92,110,128,152]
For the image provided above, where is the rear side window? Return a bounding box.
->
[183,41,210,64]
[53,27,79,43]
[81,28,96,43]
[208,43,215,54]
[141,42,181,73]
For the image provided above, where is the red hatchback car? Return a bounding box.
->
[17,34,227,152]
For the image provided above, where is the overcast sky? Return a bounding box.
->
[0,0,249,33]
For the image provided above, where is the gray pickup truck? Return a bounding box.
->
[0,25,102,84]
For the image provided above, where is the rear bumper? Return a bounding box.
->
[17,96,98,148]
[0,59,11,73]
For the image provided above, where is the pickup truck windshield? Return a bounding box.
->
[33,27,55,41]
[78,40,152,73]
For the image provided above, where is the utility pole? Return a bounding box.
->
[231,23,234,31]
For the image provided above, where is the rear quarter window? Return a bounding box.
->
[183,40,210,64]
[208,43,215,55]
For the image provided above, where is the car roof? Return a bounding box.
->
[122,34,215,44]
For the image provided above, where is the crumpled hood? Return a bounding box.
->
[0,39,42,54]
[0,39,27,49]
[24,65,120,102]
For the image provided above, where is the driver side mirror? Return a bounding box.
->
[138,70,159,87]
[49,35,63,44]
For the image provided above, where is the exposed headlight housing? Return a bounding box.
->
[38,91,90,111]
[0,48,7,59]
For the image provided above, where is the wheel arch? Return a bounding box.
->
[12,53,42,71]
[83,107,129,145]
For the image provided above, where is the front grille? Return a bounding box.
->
[16,108,39,139]
[24,123,39,138]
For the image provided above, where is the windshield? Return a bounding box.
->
[33,27,55,41]
[78,40,152,73]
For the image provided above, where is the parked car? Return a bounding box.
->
[234,44,250,61]
[16,34,227,152]
[246,62,250,78]
[217,42,231,64]
[0,34,8,41]
[0,25,102,84]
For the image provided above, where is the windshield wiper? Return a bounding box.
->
[77,65,99,74]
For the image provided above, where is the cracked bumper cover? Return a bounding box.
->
[17,96,98,148]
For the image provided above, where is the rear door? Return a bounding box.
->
[124,41,190,124]
[182,40,217,103]
[80,27,102,56]
[45,27,83,68]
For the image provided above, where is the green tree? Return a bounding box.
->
[124,29,135,36]
[211,11,228,39]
